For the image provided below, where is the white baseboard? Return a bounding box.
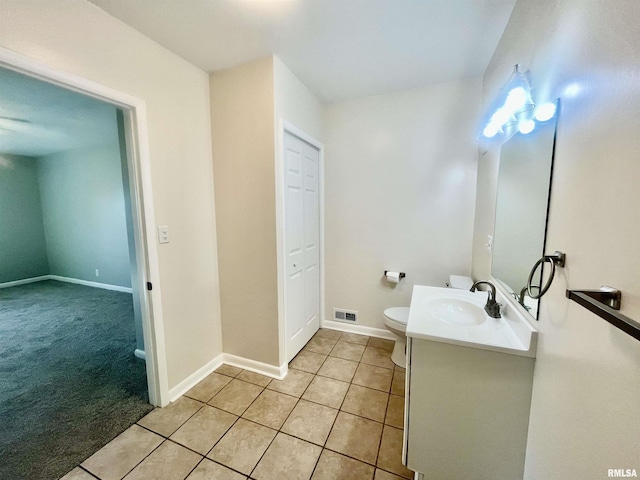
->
[223,353,288,380]
[167,352,288,404]
[0,275,50,289]
[134,349,146,360]
[166,323,391,406]
[321,319,397,340]
[48,275,133,293]
[0,274,133,293]
[168,353,224,402]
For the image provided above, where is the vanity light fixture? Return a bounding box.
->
[518,119,535,135]
[533,102,557,122]
[480,64,559,139]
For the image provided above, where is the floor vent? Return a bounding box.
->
[333,308,358,323]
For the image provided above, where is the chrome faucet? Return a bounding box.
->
[470,281,502,318]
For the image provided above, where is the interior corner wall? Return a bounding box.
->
[323,78,482,330]
[37,140,132,289]
[0,0,223,391]
[472,1,640,478]
[0,154,49,283]
[210,56,280,366]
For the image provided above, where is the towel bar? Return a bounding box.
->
[566,287,640,342]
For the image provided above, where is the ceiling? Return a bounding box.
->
[0,67,118,157]
[0,1,515,156]
[89,0,516,103]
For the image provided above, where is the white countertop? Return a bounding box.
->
[406,285,538,357]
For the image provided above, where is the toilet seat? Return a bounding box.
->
[383,307,409,331]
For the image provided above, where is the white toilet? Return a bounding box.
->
[382,307,410,367]
[382,275,474,367]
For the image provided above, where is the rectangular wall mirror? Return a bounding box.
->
[491,100,558,319]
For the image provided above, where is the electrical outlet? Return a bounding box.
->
[158,225,170,244]
[95,269,99,277]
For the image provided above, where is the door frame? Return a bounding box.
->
[276,120,325,368]
[0,47,170,406]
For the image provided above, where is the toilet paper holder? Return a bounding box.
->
[384,271,406,279]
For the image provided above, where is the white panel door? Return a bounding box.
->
[284,131,320,362]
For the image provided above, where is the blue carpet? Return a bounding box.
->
[0,280,154,480]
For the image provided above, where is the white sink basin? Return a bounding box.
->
[406,285,538,357]
[425,296,487,326]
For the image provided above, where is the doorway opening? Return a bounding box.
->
[0,52,166,479]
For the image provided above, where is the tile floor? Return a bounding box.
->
[61,329,413,480]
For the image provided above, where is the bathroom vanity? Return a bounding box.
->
[403,285,537,480]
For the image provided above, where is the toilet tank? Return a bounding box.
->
[448,275,473,290]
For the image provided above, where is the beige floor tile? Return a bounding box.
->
[360,346,396,370]
[390,370,405,397]
[266,369,314,397]
[329,341,366,361]
[137,396,203,437]
[316,356,359,382]
[303,336,338,355]
[169,405,237,455]
[311,450,375,480]
[290,350,327,374]
[208,379,264,415]
[208,418,276,475]
[374,469,406,480]
[377,426,413,479]
[82,424,163,480]
[368,338,395,352]
[236,370,272,387]
[314,328,342,340]
[252,433,322,480]
[186,458,247,479]
[242,389,298,429]
[301,375,349,409]
[123,440,202,480]
[185,373,233,403]
[215,364,243,378]
[325,412,383,465]
[352,364,394,392]
[341,384,389,423]
[59,467,96,480]
[339,332,370,345]
[281,399,338,445]
[384,395,404,429]
[394,365,406,373]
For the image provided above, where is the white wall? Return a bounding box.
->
[473,1,640,478]
[273,56,324,142]
[210,56,279,366]
[0,154,49,283]
[38,143,131,289]
[323,79,481,329]
[0,0,222,391]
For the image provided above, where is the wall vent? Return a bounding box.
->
[333,308,358,323]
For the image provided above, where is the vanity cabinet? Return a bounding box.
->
[403,337,535,480]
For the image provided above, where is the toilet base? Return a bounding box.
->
[391,336,406,368]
